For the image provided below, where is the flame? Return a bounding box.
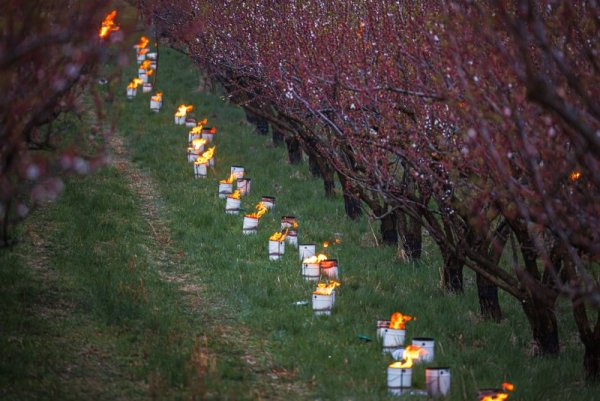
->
[195,146,215,164]
[569,170,581,181]
[146,68,154,76]
[270,231,287,241]
[198,118,208,126]
[190,126,203,136]
[151,92,163,102]
[303,254,328,264]
[140,60,152,70]
[323,241,329,248]
[228,190,241,200]
[313,280,340,295]
[139,48,149,56]
[246,202,268,219]
[209,127,217,134]
[189,138,207,151]
[220,173,235,184]
[501,383,514,392]
[135,36,149,49]
[175,104,193,118]
[389,345,427,369]
[127,78,143,89]
[99,10,120,39]
[389,312,413,330]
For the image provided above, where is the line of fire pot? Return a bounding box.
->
[126,35,162,109]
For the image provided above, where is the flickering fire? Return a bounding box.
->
[99,10,120,39]
[198,118,208,126]
[209,127,217,134]
[303,254,328,264]
[228,190,241,200]
[323,241,329,248]
[151,92,163,102]
[220,173,235,184]
[480,382,515,401]
[135,36,150,50]
[140,60,152,70]
[195,146,215,164]
[270,231,287,241]
[189,138,207,151]
[146,68,154,76]
[175,104,193,118]
[389,345,427,369]
[569,170,582,181]
[246,202,268,219]
[313,280,341,295]
[389,312,413,330]
[127,78,143,89]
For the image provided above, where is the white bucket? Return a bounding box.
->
[377,320,390,340]
[185,118,196,128]
[231,166,244,179]
[425,368,450,398]
[312,293,334,315]
[136,53,146,63]
[261,196,275,209]
[146,52,157,60]
[150,99,162,112]
[387,366,412,395]
[299,244,316,261]
[281,216,297,229]
[188,133,201,142]
[320,259,338,280]
[285,230,298,247]
[243,216,258,235]
[175,115,185,125]
[187,150,201,163]
[138,67,146,78]
[142,83,152,93]
[382,328,406,353]
[412,337,435,363]
[140,72,148,83]
[225,196,241,214]
[268,240,285,261]
[149,60,157,70]
[126,87,137,99]
[194,162,208,179]
[237,178,252,195]
[208,156,215,167]
[202,131,215,142]
[218,182,233,199]
[301,261,320,281]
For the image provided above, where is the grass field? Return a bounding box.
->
[1,5,599,401]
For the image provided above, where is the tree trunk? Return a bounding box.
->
[244,109,257,125]
[272,128,284,146]
[398,212,422,260]
[255,117,269,135]
[583,336,600,382]
[308,153,322,177]
[322,167,335,198]
[285,135,302,164]
[476,272,502,322]
[380,212,398,245]
[521,298,560,355]
[442,252,463,293]
[337,172,362,219]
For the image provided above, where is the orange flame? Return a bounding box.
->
[140,60,152,70]
[151,92,163,102]
[190,126,203,136]
[146,68,154,76]
[198,118,208,126]
[188,138,207,151]
[99,10,120,39]
[135,36,149,49]
[480,383,515,401]
[389,345,427,369]
[313,280,341,295]
[323,241,329,248]
[303,254,328,264]
[209,127,217,134]
[569,170,581,181]
[389,312,413,330]
[228,190,241,200]
[220,173,235,184]
[246,202,268,219]
[195,146,215,164]
[270,231,287,241]
[175,104,193,117]
[127,78,143,89]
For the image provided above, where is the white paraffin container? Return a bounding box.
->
[301,260,320,281]
[426,367,450,398]
[285,229,298,248]
[387,366,412,395]
[268,240,285,261]
[142,83,152,93]
[146,52,157,60]
[320,259,338,280]
[202,131,215,142]
[150,99,162,112]
[382,328,406,354]
[175,115,185,125]
[225,196,241,215]
[193,162,208,179]
[185,118,196,128]
[136,53,146,63]
[237,178,252,196]
[312,292,334,316]
[376,320,390,340]
[242,215,258,235]
[412,338,435,363]
[231,166,244,179]
[126,87,137,99]
[299,244,316,261]
[218,182,233,199]
[261,196,275,209]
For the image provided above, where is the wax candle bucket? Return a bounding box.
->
[261,196,275,209]
[377,320,390,340]
[175,115,185,125]
[208,156,215,167]
[231,166,244,179]
[142,82,152,93]
[136,53,146,63]
[412,337,435,363]
[299,244,316,261]
[219,182,233,199]
[150,99,162,112]
[281,216,298,229]
[312,292,334,316]
[268,240,285,261]
[189,132,201,142]
[320,259,338,279]
[387,366,412,396]
[225,196,241,215]
[146,52,157,60]
[138,67,146,78]
[202,130,215,142]
[185,118,197,128]
[382,328,406,354]
[285,229,298,247]
[426,367,450,398]
[193,162,208,179]
[301,261,320,281]
[243,216,258,235]
[187,149,201,163]
[126,87,137,99]
[140,72,148,83]
[149,60,157,70]
[237,178,252,195]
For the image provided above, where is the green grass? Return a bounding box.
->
[1,7,599,400]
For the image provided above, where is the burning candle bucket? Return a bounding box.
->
[312,292,334,316]
[219,182,233,199]
[189,132,201,142]
[320,259,339,279]
[425,367,450,398]
[194,161,208,179]
[138,67,147,78]
[261,196,275,209]
[225,196,241,214]
[377,320,391,340]
[243,215,258,235]
[126,87,137,99]
[412,338,435,363]
[202,130,215,142]
[285,229,298,247]
[146,52,157,60]
[231,166,244,179]
[149,60,157,70]
[208,155,215,167]
[175,115,185,125]
[301,260,320,281]
[142,82,153,93]
[187,149,202,163]
[382,328,406,354]
[299,244,316,261]
[387,365,412,396]
[140,72,148,83]
[281,216,297,229]
[185,118,197,128]
[136,53,146,63]
[476,389,504,401]
[237,178,252,195]
[268,239,285,261]
[150,99,162,112]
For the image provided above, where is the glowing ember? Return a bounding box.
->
[303,254,328,264]
[195,146,215,164]
[175,104,193,118]
[135,36,149,50]
[209,127,217,134]
[99,10,120,39]
[389,345,427,369]
[246,202,268,219]
[313,280,340,295]
[228,190,241,200]
[389,312,413,330]
[569,170,582,181]
[127,78,143,89]
[270,231,287,241]
[151,92,163,102]
[480,383,515,401]
[323,241,329,248]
